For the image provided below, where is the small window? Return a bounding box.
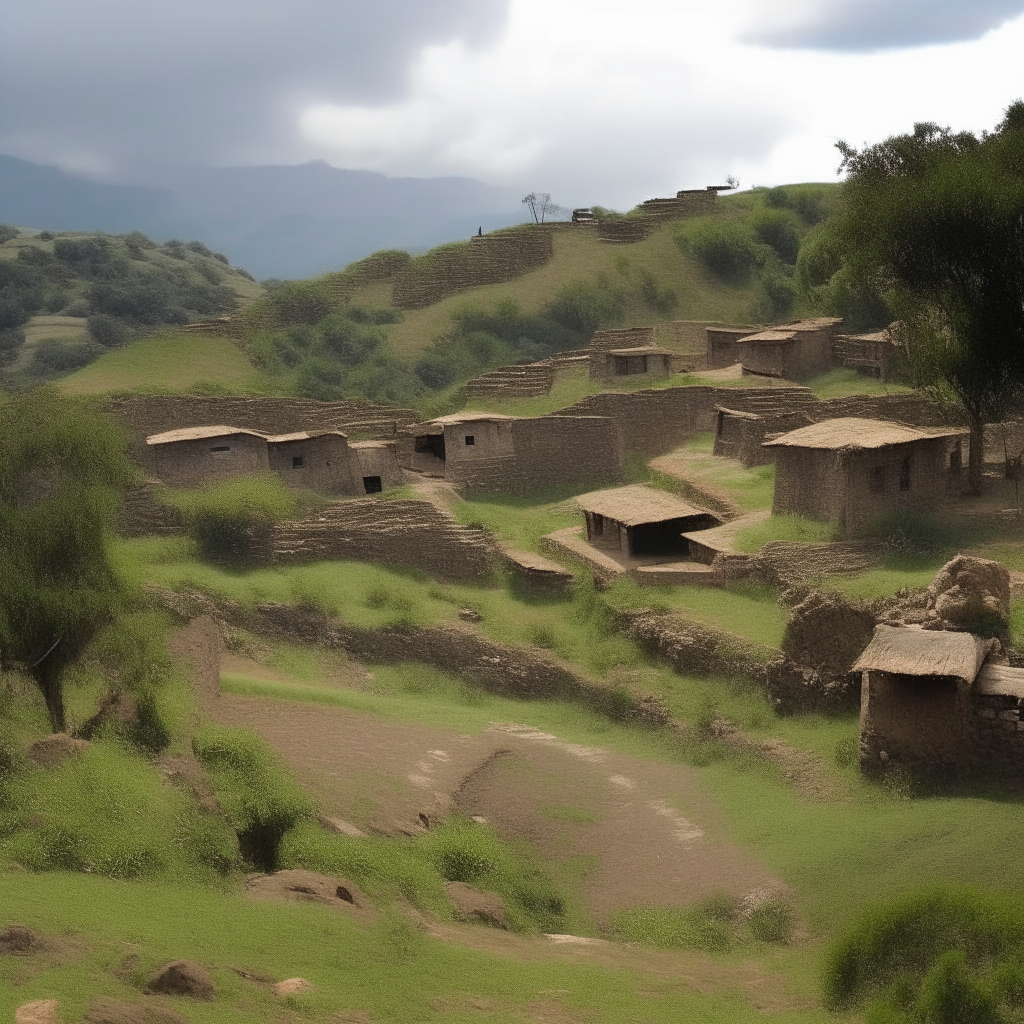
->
[210,445,230,452]
[899,457,911,491]
[465,435,475,446]
[292,455,304,469]
[870,465,886,493]
[363,476,383,494]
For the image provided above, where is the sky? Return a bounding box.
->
[2,0,1023,209]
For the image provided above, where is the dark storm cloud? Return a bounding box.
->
[748,0,1024,51]
[0,0,509,176]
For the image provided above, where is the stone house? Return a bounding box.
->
[349,441,405,493]
[406,413,515,476]
[764,417,967,536]
[713,405,815,466]
[147,426,271,487]
[706,317,841,379]
[577,484,720,558]
[832,325,901,381]
[265,431,359,495]
[855,624,1024,775]
[596,346,673,382]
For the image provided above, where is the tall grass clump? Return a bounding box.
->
[822,885,1024,1023]
[192,725,314,871]
[161,473,297,567]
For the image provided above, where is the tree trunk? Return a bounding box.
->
[968,417,985,496]
[36,669,66,733]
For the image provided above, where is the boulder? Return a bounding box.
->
[146,960,215,1001]
[26,733,89,768]
[927,555,1011,627]
[782,591,876,679]
[15,1000,60,1024]
[0,925,39,954]
[84,998,188,1024]
[444,881,508,929]
[245,869,368,910]
[273,978,314,996]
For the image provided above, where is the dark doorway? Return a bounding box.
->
[630,524,687,556]
[292,455,304,468]
[363,476,383,494]
[415,434,446,460]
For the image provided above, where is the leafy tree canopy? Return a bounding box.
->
[0,388,136,730]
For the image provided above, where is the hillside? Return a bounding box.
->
[54,183,854,409]
[0,226,262,386]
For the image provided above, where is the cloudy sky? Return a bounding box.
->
[2,0,1023,208]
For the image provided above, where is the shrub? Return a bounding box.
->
[0,223,19,245]
[684,223,760,282]
[0,327,24,366]
[87,312,131,348]
[319,312,383,365]
[297,358,345,400]
[546,277,626,336]
[748,893,795,943]
[186,240,212,257]
[764,183,837,226]
[753,209,802,264]
[163,474,297,566]
[638,269,678,314]
[266,279,337,326]
[192,725,314,871]
[29,338,97,374]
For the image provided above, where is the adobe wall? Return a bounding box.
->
[271,498,497,582]
[267,434,361,496]
[832,334,898,379]
[814,394,953,427]
[391,229,554,309]
[707,328,756,369]
[771,448,847,524]
[350,442,404,491]
[152,433,270,488]
[713,408,813,466]
[974,691,1024,774]
[443,420,516,466]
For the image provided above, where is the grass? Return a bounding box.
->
[452,489,582,552]
[733,514,836,553]
[60,332,261,395]
[805,368,913,400]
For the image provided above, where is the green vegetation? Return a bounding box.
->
[0,388,135,729]
[0,230,259,384]
[733,514,836,552]
[806,367,913,399]
[823,886,1024,1023]
[159,473,299,567]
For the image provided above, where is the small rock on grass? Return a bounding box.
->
[444,881,508,929]
[15,1000,60,1024]
[146,960,215,1000]
[273,978,314,996]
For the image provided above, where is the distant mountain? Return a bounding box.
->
[0,155,524,279]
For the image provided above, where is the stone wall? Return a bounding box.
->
[815,393,954,426]
[271,498,497,582]
[116,485,184,537]
[391,229,554,309]
[974,690,1024,773]
[152,432,270,488]
[713,407,815,465]
[463,350,591,400]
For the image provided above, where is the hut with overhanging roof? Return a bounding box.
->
[764,417,967,536]
[576,484,720,558]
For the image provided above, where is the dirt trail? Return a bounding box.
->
[210,671,780,920]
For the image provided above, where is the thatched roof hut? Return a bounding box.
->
[852,625,993,685]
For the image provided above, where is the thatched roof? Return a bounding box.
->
[266,430,348,443]
[735,330,798,345]
[778,317,843,332]
[764,417,965,451]
[852,625,992,683]
[425,412,515,426]
[974,662,1024,700]
[576,484,714,527]
[146,425,267,445]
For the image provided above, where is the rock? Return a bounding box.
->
[146,960,215,1000]
[15,1000,60,1024]
[0,925,38,954]
[26,733,89,768]
[927,555,1011,627]
[84,997,189,1024]
[273,978,314,996]
[782,591,876,679]
[458,608,482,622]
[444,881,508,929]
[245,869,368,910]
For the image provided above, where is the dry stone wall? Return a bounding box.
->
[464,350,590,399]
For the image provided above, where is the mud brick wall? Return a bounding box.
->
[713,408,814,466]
[392,229,554,309]
[814,393,953,426]
[271,498,497,582]
[974,692,1024,773]
[116,485,184,537]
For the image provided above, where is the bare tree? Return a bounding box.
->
[522,192,567,224]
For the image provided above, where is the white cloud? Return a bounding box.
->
[300,0,1024,208]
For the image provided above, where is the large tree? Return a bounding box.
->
[0,387,135,731]
[830,101,1024,492]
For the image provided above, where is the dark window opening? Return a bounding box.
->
[210,445,230,453]
[870,465,886,493]
[292,455,304,469]
[630,523,686,557]
[465,435,475,445]
[899,457,911,491]
[613,354,648,376]
[363,476,383,494]
[414,434,446,460]
[593,513,604,536]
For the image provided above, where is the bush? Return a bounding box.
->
[297,358,345,400]
[823,886,1024,1022]
[753,209,802,264]
[0,223,19,245]
[87,312,131,348]
[546,277,626,336]
[0,327,24,366]
[319,312,383,365]
[29,338,97,374]
[163,474,297,566]
[638,269,678,314]
[683,223,760,282]
[192,725,314,871]
[764,184,837,226]
[266,279,337,326]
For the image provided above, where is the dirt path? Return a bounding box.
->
[210,672,781,922]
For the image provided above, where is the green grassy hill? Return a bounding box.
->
[52,183,854,408]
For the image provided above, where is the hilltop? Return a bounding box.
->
[53,182,863,408]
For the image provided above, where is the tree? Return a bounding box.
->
[522,192,567,224]
[0,388,135,731]
[829,101,1024,493]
